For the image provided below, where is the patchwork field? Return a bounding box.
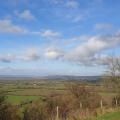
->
[0,79,117,105]
[0,79,120,120]
[0,80,68,104]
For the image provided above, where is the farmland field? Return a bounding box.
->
[0,78,120,120]
[0,79,68,104]
[0,79,117,105]
[6,95,41,104]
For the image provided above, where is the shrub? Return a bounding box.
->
[23,102,48,120]
[67,83,102,110]
[0,95,21,120]
[112,94,120,107]
[45,94,72,120]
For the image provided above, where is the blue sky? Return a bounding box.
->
[0,0,120,76]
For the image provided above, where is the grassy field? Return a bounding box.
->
[0,80,67,104]
[93,110,120,120]
[0,80,117,105]
[6,95,41,104]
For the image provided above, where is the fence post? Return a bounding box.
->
[115,99,118,107]
[80,102,82,109]
[56,106,59,119]
[100,99,103,109]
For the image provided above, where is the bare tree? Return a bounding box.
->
[104,56,120,92]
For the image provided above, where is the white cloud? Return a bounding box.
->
[95,23,113,30]
[0,54,16,63]
[66,14,84,23]
[15,10,35,20]
[40,30,61,39]
[49,0,79,9]
[93,54,110,65]
[64,32,120,65]
[65,1,79,9]
[0,31,120,66]
[0,19,28,34]
[0,48,40,63]
[20,48,40,61]
[44,47,64,59]
[0,19,60,37]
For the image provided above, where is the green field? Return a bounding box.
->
[6,95,41,104]
[0,80,117,105]
[0,80,67,104]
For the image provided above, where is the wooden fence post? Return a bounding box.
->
[80,102,82,109]
[115,99,118,107]
[56,106,59,119]
[100,99,103,109]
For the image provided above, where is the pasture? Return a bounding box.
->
[6,95,41,104]
[0,80,67,104]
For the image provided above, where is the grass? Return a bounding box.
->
[6,95,41,104]
[88,110,120,120]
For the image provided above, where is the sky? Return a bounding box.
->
[0,0,120,76]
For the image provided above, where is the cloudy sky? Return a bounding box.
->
[0,0,120,76]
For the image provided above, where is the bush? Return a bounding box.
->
[112,94,120,107]
[67,84,102,110]
[23,102,48,120]
[45,94,72,120]
[0,95,21,120]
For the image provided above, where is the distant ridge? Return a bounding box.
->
[0,75,102,82]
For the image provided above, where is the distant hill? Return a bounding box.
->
[0,75,102,83]
[42,75,102,84]
[42,75,101,81]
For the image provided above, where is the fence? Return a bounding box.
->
[55,99,119,120]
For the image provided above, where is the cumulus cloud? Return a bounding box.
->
[0,32,120,66]
[20,48,40,61]
[40,30,61,39]
[43,36,114,65]
[44,47,64,59]
[93,54,110,65]
[0,19,61,37]
[15,10,35,20]
[0,48,40,63]
[64,32,120,65]
[0,54,16,63]
[0,19,28,34]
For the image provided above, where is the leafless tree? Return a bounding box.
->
[104,56,120,92]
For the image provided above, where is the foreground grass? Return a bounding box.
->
[89,110,120,120]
